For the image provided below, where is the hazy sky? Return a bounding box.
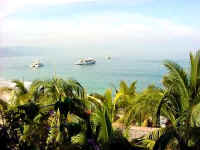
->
[0,0,200,58]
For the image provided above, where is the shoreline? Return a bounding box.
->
[0,78,32,103]
[0,78,32,89]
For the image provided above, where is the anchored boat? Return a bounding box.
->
[30,60,43,69]
[75,58,96,65]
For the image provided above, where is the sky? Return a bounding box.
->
[0,0,200,58]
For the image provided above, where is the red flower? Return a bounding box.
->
[85,110,92,115]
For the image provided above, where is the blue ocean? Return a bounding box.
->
[0,47,189,93]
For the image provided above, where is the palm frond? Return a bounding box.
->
[163,60,189,110]
[119,81,129,94]
[152,127,176,150]
[0,99,8,110]
[190,102,200,127]
[104,89,113,110]
[12,80,28,95]
[90,107,112,144]
[128,81,137,96]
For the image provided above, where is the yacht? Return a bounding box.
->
[75,58,96,65]
[30,60,43,69]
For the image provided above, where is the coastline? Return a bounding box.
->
[0,78,32,103]
[0,78,32,88]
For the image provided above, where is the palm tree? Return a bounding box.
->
[144,51,200,150]
[114,81,137,109]
[123,85,163,127]
[89,88,123,124]
[86,81,138,149]
[89,81,137,123]
[30,77,85,105]
[8,77,86,107]
[10,80,30,105]
[30,78,88,148]
[90,104,112,146]
[4,78,89,149]
[89,101,137,150]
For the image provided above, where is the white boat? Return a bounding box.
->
[106,56,111,60]
[75,58,96,65]
[30,60,43,69]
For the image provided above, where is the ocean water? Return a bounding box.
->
[0,48,189,93]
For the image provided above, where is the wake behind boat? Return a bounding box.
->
[75,58,96,65]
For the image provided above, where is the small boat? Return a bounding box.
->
[30,60,43,69]
[75,58,96,65]
[106,56,111,60]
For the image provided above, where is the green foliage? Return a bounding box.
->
[12,80,28,95]
[0,98,8,110]
[141,50,200,150]
[71,132,86,145]
[108,129,133,150]
[2,51,200,150]
[123,85,163,127]
[90,106,112,144]
[18,102,39,122]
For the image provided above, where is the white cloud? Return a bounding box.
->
[0,0,95,19]
[1,12,200,58]
[0,1,199,58]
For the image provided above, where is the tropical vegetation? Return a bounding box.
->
[0,51,200,150]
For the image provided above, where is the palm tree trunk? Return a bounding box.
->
[139,113,142,126]
[156,96,166,127]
